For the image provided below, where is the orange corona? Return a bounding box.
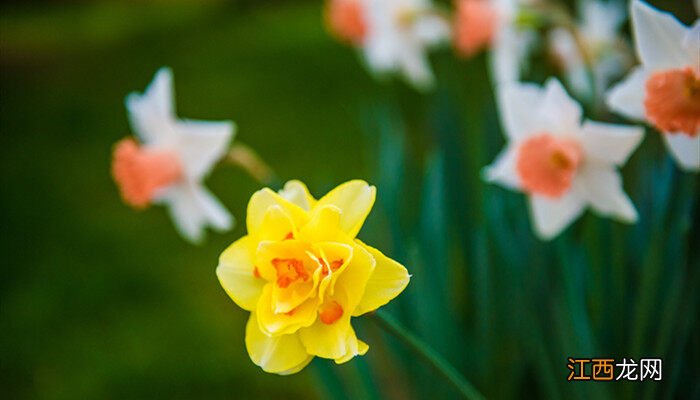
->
[644,67,700,136]
[516,133,583,198]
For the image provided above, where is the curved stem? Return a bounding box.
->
[223,142,279,187]
[369,310,485,400]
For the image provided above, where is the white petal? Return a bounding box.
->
[684,20,700,71]
[528,191,586,240]
[663,133,700,172]
[580,0,626,41]
[549,28,590,99]
[363,34,398,74]
[398,45,435,90]
[575,163,638,223]
[411,14,451,46]
[175,120,235,180]
[490,26,534,84]
[125,67,177,145]
[159,182,207,243]
[363,0,400,72]
[631,0,689,69]
[483,146,521,190]
[605,66,649,121]
[538,79,582,136]
[580,120,645,165]
[497,82,545,140]
[157,181,232,242]
[193,185,234,232]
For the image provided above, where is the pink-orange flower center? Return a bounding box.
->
[644,67,700,137]
[272,258,310,288]
[516,133,583,198]
[319,300,344,325]
[455,0,498,57]
[326,0,367,45]
[112,138,183,208]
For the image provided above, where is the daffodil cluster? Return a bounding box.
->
[324,0,698,238]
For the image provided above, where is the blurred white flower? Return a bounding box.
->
[112,67,235,243]
[484,79,643,240]
[549,0,632,100]
[454,0,537,84]
[327,0,450,89]
[606,0,699,172]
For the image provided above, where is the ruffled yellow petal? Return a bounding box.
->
[257,285,318,336]
[298,308,352,360]
[312,241,354,301]
[299,205,344,243]
[352,241,410,316]
[247,188,309,237]
[314,180,376,238]
[298,287,369,361]
[216,236,264,311]
[334,328,369,364]
[278,180,317,211]
[245,313,314,375]
[334,243,376,309]
[299,245,374,359]
[256,205,296,242]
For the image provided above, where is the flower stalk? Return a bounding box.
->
[225,142,277,186]
[369,310,485,400]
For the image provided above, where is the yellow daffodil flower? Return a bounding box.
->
[217,180,410,374]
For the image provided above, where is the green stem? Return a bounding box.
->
[369,310,485,400]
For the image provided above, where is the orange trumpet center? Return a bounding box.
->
[271,258,311,288]
[455,0,498,57]
[644,67,700,137]
[326,0,367,45]
[112,138,183,208]
[516,133,583,198]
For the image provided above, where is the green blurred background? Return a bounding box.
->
[1,0,698,399]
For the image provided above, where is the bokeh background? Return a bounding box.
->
[1,0,698,399]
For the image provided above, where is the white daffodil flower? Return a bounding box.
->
[606,0,699,172]
[454,0,536,84]
[362,0,451,89]
[484,78,643,240]
[112,67,235,243]
[549,0,631,100]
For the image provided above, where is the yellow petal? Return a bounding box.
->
[334,328,369,364]
[334,243,376,310]
[313,241,354,302]
[257,284,318,336]
[278,180,317,211]
[314,180,376,238]
[352,241,410,316]
[245,313,314,375]
[256,205,296,242]
[247,188,308,237]
[298,309,352,360]
[216,236,264,311]
[299,205,344,243]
